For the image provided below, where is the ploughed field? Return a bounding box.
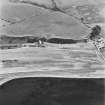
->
[0,42,105,80]
[0,78,104,105]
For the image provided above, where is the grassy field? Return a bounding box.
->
[0,43,105,80]
[0,2,92,38]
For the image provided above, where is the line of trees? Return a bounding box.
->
[0,35,88,45]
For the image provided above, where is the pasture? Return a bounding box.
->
[0,42,105,85]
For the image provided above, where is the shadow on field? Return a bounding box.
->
[0,77,104,105]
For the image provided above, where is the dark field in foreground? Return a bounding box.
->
[0,77,104,105]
